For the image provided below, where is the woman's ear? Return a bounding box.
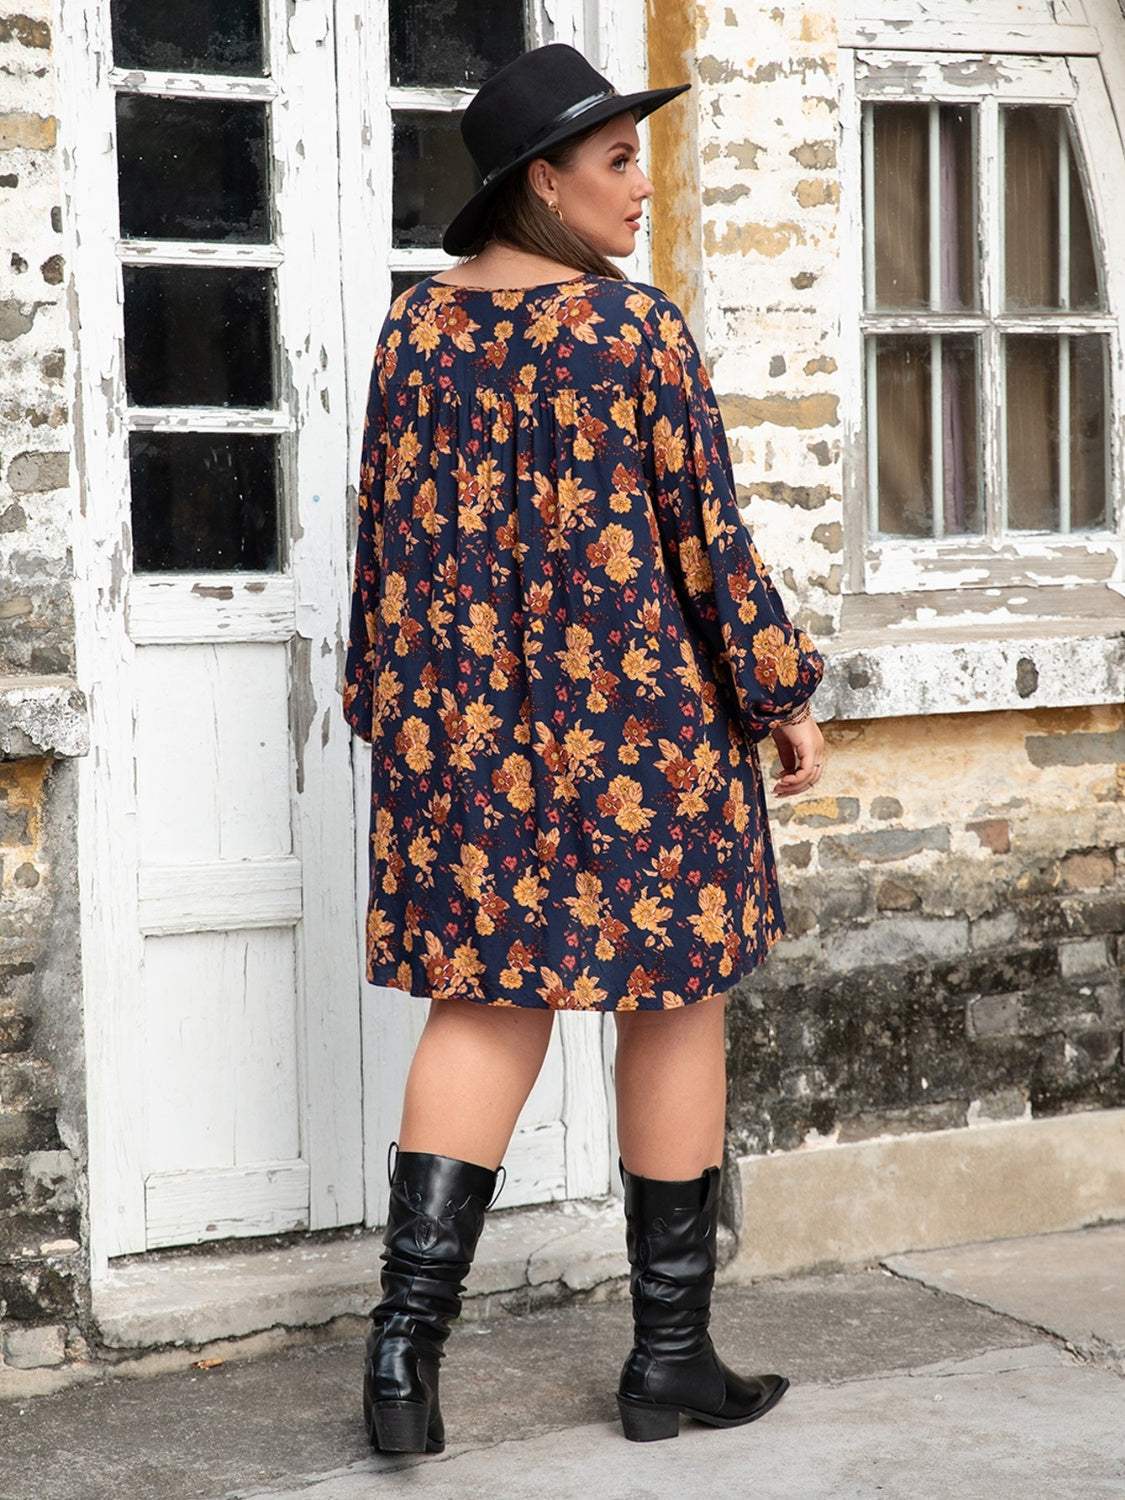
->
[525,157,557,201]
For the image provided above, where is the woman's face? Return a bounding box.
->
[532,111,655,257]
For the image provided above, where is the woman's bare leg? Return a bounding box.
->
[613,994,727,1177]
[398,997,555,1170]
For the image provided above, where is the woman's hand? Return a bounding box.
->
[769,716,825,797]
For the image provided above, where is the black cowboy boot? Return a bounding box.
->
[363,1140,507,1454]
[616,1156,789,1441]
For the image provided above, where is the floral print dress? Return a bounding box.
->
[342,273,824,1010]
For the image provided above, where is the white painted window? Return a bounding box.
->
[839,7,1125,601]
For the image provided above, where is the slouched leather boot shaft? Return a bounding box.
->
[363,1142,506,1454]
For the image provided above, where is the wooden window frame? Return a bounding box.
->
[840,46,1125,602]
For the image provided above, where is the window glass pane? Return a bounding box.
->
[937,105,976,312]
[868,103,976,312]
[870,334,980,538]
[1003,105,1102,311]
[1069,335,1108,529]
[1067,145,1100,310]
[872,335,931,536]
[938,335,982,535]
[123,266,275,408]
[110,0,266,76]
[1003,107,1058,310]
[393,112,478,250]
[870,105,929,309]
[1006,335,1058,529]
[389,0,523,87]
[129,432,279,571]
[117,94,270,242]
[1007,333,1109,532]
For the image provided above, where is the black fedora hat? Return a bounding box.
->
[442,43,691,256]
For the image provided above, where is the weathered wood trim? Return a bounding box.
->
[842,23,1100,55]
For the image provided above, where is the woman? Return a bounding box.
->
[342,41,826,1455]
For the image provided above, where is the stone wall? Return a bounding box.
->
[661,0,842,633]
[0,0,89,1379]
[648,0,1125,1155]
[732,707,1125,1153]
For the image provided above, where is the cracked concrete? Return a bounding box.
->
[883,1221,1125,1376]
[1,1225,1122,1498]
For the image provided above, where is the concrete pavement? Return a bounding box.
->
[1,1223,1122,1499]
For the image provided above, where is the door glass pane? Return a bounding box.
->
[1003,105,1102,311]
[867,103,976,311]
[116,94,270,241]
[391,270,426,303]
[123,266,275,407]
[129,432,280,571]
[110,0,266,76]
[389,0,523,87]
[393,112,479,250]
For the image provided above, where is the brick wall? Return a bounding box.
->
[0,0,89,1378]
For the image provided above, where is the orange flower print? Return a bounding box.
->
[342,273,824,1008]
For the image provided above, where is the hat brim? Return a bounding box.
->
[441,80,691,257]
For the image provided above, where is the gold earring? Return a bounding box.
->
[548,200,564,222]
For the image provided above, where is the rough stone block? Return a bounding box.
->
[969,909,1020,950]
[1,1321,65,1369]
[0,1108,60,1154]
[22,1149,76,1211]
[823,914,969,972]
[0,1209,80,1261]
[968,992,1021,1038]
[0,1055,58,1110]
[0,1257,80,1321]
[0,1004,31,1053]
[1061,894,1125,938]
[819,825,951,866]
[1059,851,1117,891]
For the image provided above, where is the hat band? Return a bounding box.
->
[480,87,618,186]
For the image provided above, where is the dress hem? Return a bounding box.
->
[362,918,787,1013]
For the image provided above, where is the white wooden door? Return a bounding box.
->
[335,1,654,1220]
[61,1,363,1271]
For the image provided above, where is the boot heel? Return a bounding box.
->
[372,1399,433,1452]
[617,1395,681,1442]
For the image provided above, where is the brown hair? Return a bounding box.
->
[450,113,638,280]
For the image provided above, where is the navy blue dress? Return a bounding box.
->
[342,273,824,1010]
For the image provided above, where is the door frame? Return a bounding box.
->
[57,0,364,1279]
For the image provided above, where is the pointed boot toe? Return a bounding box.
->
[615,1157,791,1442]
